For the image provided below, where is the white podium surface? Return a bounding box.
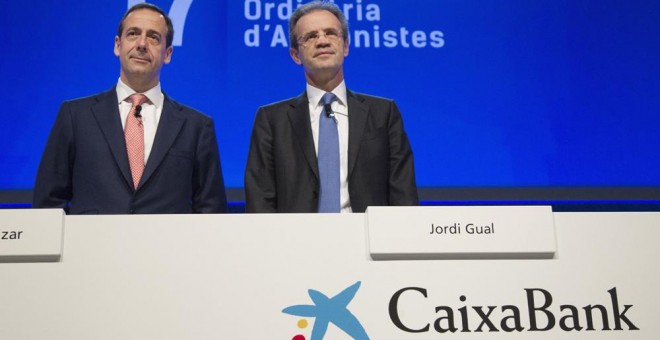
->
[1,212,658,339]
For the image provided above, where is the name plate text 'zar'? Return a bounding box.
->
[366,206,556,260]
[0,209,64,263]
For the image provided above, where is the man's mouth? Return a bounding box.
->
[131,56,151,63]
[314,48,335,56]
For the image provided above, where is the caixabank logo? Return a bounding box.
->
[283,284,640,339]
[388,287,640,334]
[282,281,369,340]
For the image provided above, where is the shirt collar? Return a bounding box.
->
[115,78,164,109]
[306,80,347,108]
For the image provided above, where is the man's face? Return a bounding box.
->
[114,9,172,87]
[290,10,349,79]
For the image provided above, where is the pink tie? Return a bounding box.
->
[125,94,148,189]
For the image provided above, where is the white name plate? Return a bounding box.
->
[366,206,556,260]
[0,209,64,263]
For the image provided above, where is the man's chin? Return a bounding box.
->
[309,63,343,74]
[125,66,152,75]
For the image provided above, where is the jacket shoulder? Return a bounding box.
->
[60,88,116,107]
[164,94,215,124]
[259,95,305,112]
[350,91,395,106]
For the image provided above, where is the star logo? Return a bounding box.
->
[283,281,369,340]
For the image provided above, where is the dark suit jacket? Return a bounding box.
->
[245,90,418,213]
[33,88,227,214]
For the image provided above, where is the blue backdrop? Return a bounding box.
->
[1,0,659,200]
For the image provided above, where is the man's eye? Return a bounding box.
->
[305,34,318,42]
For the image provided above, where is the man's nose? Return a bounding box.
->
[316,34,331,46]
[136,35,148,50]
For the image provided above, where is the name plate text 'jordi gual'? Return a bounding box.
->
[366,206,556,260]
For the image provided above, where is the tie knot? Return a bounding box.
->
[321,92,336,106]
[128,93,148,107]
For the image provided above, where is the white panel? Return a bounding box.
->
[0,212,657,339]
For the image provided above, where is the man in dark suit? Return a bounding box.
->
[245,1,418,213]
[33,3,226,214]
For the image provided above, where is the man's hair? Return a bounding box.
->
[117,3,174,48]
[289,1,349,49]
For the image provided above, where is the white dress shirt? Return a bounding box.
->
[115,79,164,164]
[306,81,352,213]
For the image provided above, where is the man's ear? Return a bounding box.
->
[114,36,121,57]
[290,47,302,65]
[164,46,173,64]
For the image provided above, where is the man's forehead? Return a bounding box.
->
[123,9,166,29]
[297,10,341,31]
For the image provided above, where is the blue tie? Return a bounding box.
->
[318,92,340,213]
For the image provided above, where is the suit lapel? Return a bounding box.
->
[287,93,319,179]
[347,90,368,178]
[138,95,185,189]
[91,89,135,190]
